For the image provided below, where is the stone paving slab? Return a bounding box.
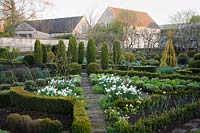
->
[81,71,107,133]
[172,119,200,133]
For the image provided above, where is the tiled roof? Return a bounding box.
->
[25,16,84,34]
[109,7,160,29]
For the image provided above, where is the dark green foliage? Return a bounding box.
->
[133,100,200,133]
[86,38,96,64]
[92,84,104,94]
[35,79,48,87]
[0,64,6,72]
[86,62,100,75]
[0,90,10,107]
[52,45,58,56]
[68,63,82,75]
[0,71,16,84]
[189,60,200,68]
[96,70,200,82]
[159,66,174,74]
[12,82,24,86]
[78,41,85,64]
[72,101,91,133]
[6,113,63,133]
[46,63,57,76]
[177,53,189,65]
[10,87,74,114]
[176,68,200,75]
[142,59,160,66]
[24,80,37,91]
[24,55,35,66]
[188,50,196,57]
[113,40,121,64]
[0,47,9,59]
[34,40,43,63]
[23,67,33,81]
[101,42,109,70]
[0,84,11,90]
[125,52,135,62]
[32,68,49,79]
[42,44,47,63]
[193,53,200,60]
[57,40,67,74]
[154,55,161,61]
[54,34,74,39]
[194,53,200,60]
[68,36,78,63]
[14,56,24,62]
[135,51,145,61]
[34,63,47,69]
[130,66,157,73]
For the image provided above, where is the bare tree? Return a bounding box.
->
[115,10,137,49]
[169,9,196,24]
[162,10,200,53]
[141,29,160,56]
[126,27,139,50]
[86,9,98,38]
[0,0,51,33]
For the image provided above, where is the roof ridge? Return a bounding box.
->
[27,16,84,22]
[108,6,147,14]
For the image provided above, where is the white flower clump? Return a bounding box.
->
[97,74,142,100]
[37,78,77,97]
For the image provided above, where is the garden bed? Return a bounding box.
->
[89,73,200,132]
[0,107,73,132]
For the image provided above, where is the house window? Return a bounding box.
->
[82,25,87,33]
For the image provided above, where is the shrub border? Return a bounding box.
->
[96,70,200,81]
[2,87,92,133]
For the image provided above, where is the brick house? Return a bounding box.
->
[15,16,89,39]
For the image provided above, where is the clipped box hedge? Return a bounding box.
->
[96,70,200,82]
[7,113,63,133]
[8,87,91,132]
[130,66,157,73]
[0,90,10,107]
[132,99,200,132]
[10,87,75,114]
[72,100,92,133]
[176,68,200,75]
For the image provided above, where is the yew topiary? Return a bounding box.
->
[42,44,47,63]
[101,42,109,70]
[78,41,85,64]
[57,40,67,74]
[86,38,96,64]
[34,40,43,63]
[177,53,188,65]
[68,36,78,63]
[113,40,121,64]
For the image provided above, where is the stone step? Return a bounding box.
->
[92,124,107,129]
[88,113,105,117]
[88,110,104,114]
[91,117,106,122]
[85,95,99,98]
[92,129,107,133]
[172,128,187,133]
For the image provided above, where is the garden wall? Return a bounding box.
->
[0,37,87,52]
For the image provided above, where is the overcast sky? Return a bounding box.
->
[43,0,200,25]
